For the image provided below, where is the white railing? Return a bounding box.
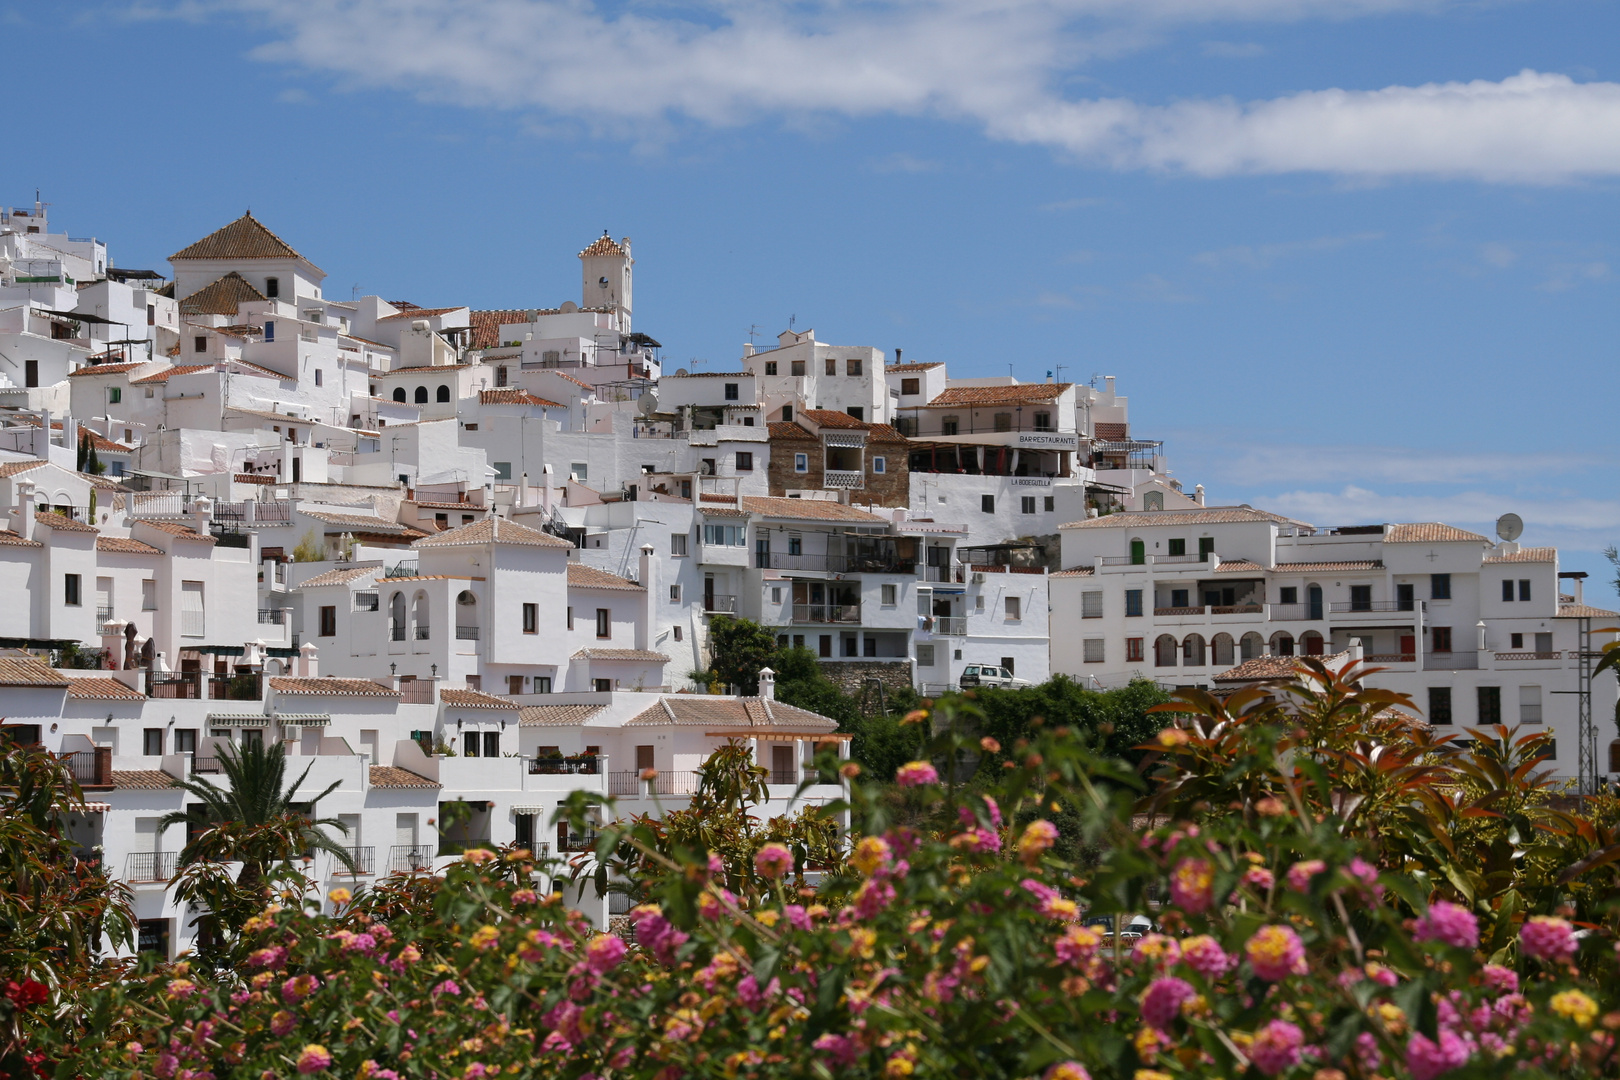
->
[823,469,864,489]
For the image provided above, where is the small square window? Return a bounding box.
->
[825,357,837,376]
[1126,637,1144,663]
[1502,580,1514,602]
[1021,496,1036,514]
[108,387,121,404]
[764,362,778,375]
[671,534,688,557]
[1082,591,1103,618]
[1510,632,1524,649]
[1279,586,1298,605]
[1167,538,1186,556]
[771,587,782,604]
[917,643,935,666]
[735,451,753,471]
[669,585,681,603]
[1430,573,1452,599]
[1005,596,1021,621]
[673,625,683,641]
[901,378,920,395]
[847,357,862,377]
[981,495,994,514]
[1083,638,1105,663]
[724,383,739,401]
[193,335,207,353]
[794,453,808,473]
[872,456,886,474]
[1044,496,1054,512]
[881,584,897,606]
[1428,686,1452,725]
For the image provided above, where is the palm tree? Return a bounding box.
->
[160,739,356,898]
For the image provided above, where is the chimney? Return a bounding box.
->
[637,543,656,651]
[14,480,36,537]
[517,473,528,508]
[1194,484,1205,506]
[1346,640,1364,666]
[758,666,776,701]
[298,641,319,678]
[1104,375,1115,395]
[894,348,902,365]
[191,495,213,536]
[38,409,51,458]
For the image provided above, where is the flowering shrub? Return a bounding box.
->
[27,661,1620,1078]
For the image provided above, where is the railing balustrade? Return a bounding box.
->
[126,851,177,881]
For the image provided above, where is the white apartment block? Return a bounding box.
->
[1050,505,1620,786]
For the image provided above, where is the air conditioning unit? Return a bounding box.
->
[971,572,986,585]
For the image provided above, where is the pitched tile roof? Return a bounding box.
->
[96,536,162,555]
[801,409,868,428]
[578,234,627,258]
[567,563,643,591]
[179,271,268,316]
[414,516,571,549]
[571,649,669,662]
[625,697,836,732]
[1556,604,1620,619]
[739,496,888,523]
[17,419,132,454]
[1212,560,1266,574]
[170,213,311,265]
[0,460,46,478]
[768,421,817,440]
[0,657,69,687]
[369,766,439,789]
[440,688,520,710]
[377,307,466,322]
[520,703,608,727]
[1060,506,1309,530]
[111,770,176,790]
[1271,560,1382,572]
[1384,523,1488,544]
[887,362,943,372]
[479,388,562,407]
[1050,567,1096,577]
[301,510,414,535]
[132,364,215,384]
[1213,655,1306,682]
[68,361,150,377]
[1483,547,1556,564]
[469,309,530,350]
[33,511,98,533]
[66,677,146,701]
[136,520,216,544]
[0,529,42,548]
[866,423,910,445]
[924,383,1071,407]
[298,566,381,587]
[269,677,400,697]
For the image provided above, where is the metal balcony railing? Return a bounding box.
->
[613,770,702,797]
[414,626,430,640]
[791,603,861,624]
[191,755,221,774]
[528,756,600,775]
[126,851,177,882]
[1154,606,1205,617]
[397,681,435,705]
[456,625,480,640]
[1328,600,1414,614]
[388,845,434,874]
[96,605,114,622]
[557,831,599,853]
[1269,604,1320,621]
[769,769,797,785]
[390,625,406,641]
[704,594,738,614]
[335,846,374,875]
[928,616,966,636]
[258,608,287,624]
[921,562,965,583]
[148,673,202,699]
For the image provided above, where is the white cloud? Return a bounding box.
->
[167,1,1620,183]
[1193,231,1382,269]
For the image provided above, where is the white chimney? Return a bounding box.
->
[13,480,36,537]
[637,543,656,651]
[758,666,776,701]
[1104,375,1115,395]
[1194,484,1205,506]
[1347,640,1364,665]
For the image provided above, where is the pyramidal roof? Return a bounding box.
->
[170,212,320,270]
[578,232,627,258]
[180,271,267,315]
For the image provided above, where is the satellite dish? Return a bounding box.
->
[674,367,688,377]
[638,390,660,417]
[1496,513,1523,542]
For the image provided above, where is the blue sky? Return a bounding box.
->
[8,0,1618,596]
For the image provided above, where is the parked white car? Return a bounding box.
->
[958,664,1031,689]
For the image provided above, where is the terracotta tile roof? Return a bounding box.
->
[0,529,42,548]
[369,765,438,789]
[66,677,146,701]
[520,703,608,727]
[887,362,943,372]
[768,422,816,440]
[924,383,1071,407]
[377,307,466,322]
[567,563,643,591]
[1093,422,1128,441]
[269,677,400,697]
[1556,604,1620,619]
[111,770,175,790]
[578,234,627,258]
[699,493,737,504]
[1271,560,1382,572]
[1060,506,1309,530]
[1213,655,1305,682]
[17,419,132,454]
[440,687,520,710]
[0,460,46,478]
[96,536,162,555]
[1384,523,1488,544]
[179,271,267,316]
[699,505,748,518]
[1212,560,1266,574]
[1483,547,1556,564]
[571,649,668,662]
[865,423,909,445]
[33,511,98,533]
[739,496,888,524]
[479,388,562,407]
[299,566,381,587]
[132,364,214,385]
[469,309,530,350]
[1050,567,1096,577]
[169,213,312,265]
[625,697,836,732]
[136,520,216,544]
[0,657,69,687]
[411,500,487,511]
[301,510,413,534]
[414,517,571,549]
[801,409,867,428]
[68,361,149,377]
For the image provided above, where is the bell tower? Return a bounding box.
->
[578,232,633,333]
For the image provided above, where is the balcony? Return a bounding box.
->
[1495,651,1562,661]
[1154,606,1205,617]
[557,831,599,853]
[704,594,738,614]
[528,755,600,775]
[455,625,480,640]
[388,845,435,874]
[1209,604,1264,615]
[769,769,797,785]
[258,608,287,624]
[610,770,700,797]
[62,748,112,786]
[207,674,263,701]
[126,851,178,882]
[96,605,114,622]
[1363,654,1416,664]
[1423,652,1479,670]
[823,469,864,489]
[1269,604,1322,621]
[191,755,222,774]
[756,553,916,574]
[148,674,202,699]
[922,563,965,584]
[334,846,375,876]
[928,616,966,636]
[792,603,861,625]
[1328,600,1418,614]
[397,680,435,705]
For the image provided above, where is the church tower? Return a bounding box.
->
[578,232,632,333]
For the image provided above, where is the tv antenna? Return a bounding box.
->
[1056,364,1067,383]
[747,324,762,346]
[788,314,796,331]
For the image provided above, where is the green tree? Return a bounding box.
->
[705,614,779,694]
[291,528,325,562]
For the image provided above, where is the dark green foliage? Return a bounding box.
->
[706,614,780,694]
[968,676,1172,771]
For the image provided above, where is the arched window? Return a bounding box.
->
[412,591,430,640]
[393,387,407,403]
[414,386,428,404]
[455,590,478,640]
[1182,634,1206,667]
[1271,632,1295,657]
[1211,633,1235,667]
[1154,634,1178,668]
[1240,632,1264,661]
[1301,631,1325,656]
[389,593,407,641]
[436,384,450,403]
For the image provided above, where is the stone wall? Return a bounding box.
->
[816,659,914,697]
[766,426,911,509]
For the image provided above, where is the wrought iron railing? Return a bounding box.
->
[388,845,434,874]
[456,625,479,640]
[126,851,177,882]
[335,846,374,875]
[791,603,861,624]
[704,594,738,613]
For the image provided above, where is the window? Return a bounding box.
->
[1167,538,1186,557]
[703,524,747,547]
[595,609,610,638]
[1021,497,1036,514]
[566,607,573,630]
[981,495,995,514]
[794,453,809,473]
[414,386,427,404]
[464,732,481,757]
[1510,632,1524,649]
[771,587,782,604]
[318,606,337,636]
[265,276,279,298]
[881,584,897,606]
[671,534,688,556]
[1126,637,1144,663]
[147,303,155,326]
[484,732,500,758]
[570,463,588,482]
[735,452,753,471]
[264,321,274,342]
[1397,583,1414,611]
[314,369,323,387]
[721,382,739,402]
[941,415,959,436]
[1170,589,1190,608]
[142,579,156,611]
[673,625,683,641]
[1077,638,1103,664]
[1535,632,1553,652]
[1034,411,1053,431]
[872,456,886,474]
[1125,589,1143,617]
[109,387,121,404]
[992,412,1012,433]
[1429,686,1452,725]
[393,387,406,402]
[1518,579,1532,602]
[1082,591,1103,618]
[143,729,163,756]
[493,462,511,480]
[1499,579,1514,602]
[436,385,450,403]
[901,378,920,395]
[1350,585,1372,612]
[847,357,862,377]
[669,585,681,603]
[846,406,864,421]
[64,573,81,606]
[194,335,207,354]
[594,678,613,693]
[764,361,778,375]
[1519,685,1542,724]
[534,676,552,694]
[1044,496,1054,512]
[495,367,508,387]
[1199,537,1215,560]
[1478,686,1501,725]
[522,603,538,634]
[1279,587,1298,605]
[917,643,936,666]
[1432,626,1452,653]
[975,595,985,612]
[1005,597,1021,621]
[782,404,793,420]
